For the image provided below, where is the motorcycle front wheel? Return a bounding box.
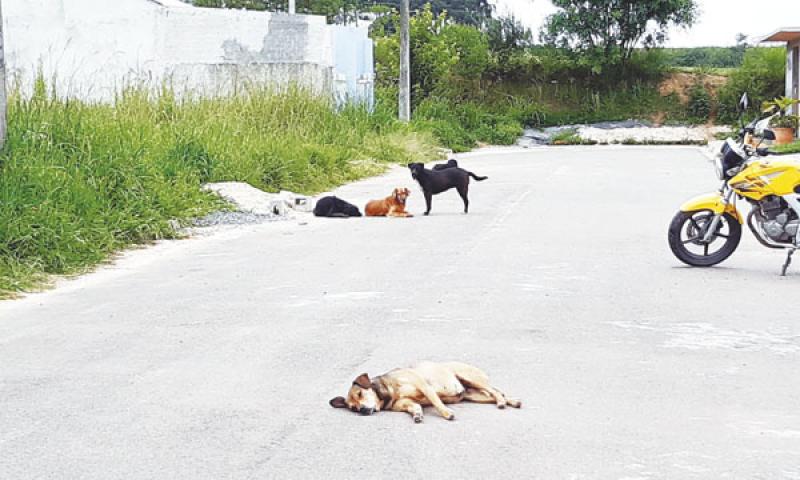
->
[668,210,742,267]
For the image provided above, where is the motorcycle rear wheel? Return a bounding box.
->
[668,210,742,267]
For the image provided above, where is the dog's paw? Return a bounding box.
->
[507,399,522,409]
[442,409,455,421]
[413,414,423,424]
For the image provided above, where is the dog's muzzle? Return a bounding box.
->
[359,407,375,416]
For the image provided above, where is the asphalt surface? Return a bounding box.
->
[2,146,800,479]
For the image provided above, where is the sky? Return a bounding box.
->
[495,0,800,47]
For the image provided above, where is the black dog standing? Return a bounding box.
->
[408,162,487,215]
[432,159,459,171]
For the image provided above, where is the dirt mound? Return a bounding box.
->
[659,72,728,104]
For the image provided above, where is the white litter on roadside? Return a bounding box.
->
[517,121,730,147]
[577,125,728,144]
[202,182,314,217]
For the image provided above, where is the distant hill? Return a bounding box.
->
[661,46,747,69]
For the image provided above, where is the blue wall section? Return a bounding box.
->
[331,25,374,108]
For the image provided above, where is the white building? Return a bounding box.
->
[4,0,374,104]
[763,28,800,121]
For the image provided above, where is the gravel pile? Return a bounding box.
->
[185,181,315,233]
[192,211,279,227]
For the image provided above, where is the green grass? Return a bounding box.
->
[772,140,800,155]
[549,129,596,145]
[411,97,525,152]
[672,66,735,76]
[0,83,442,298]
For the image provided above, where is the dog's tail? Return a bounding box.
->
[468,171,488,181]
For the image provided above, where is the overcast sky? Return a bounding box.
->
[495,0,799,47]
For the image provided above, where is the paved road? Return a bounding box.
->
[2,147,799,479]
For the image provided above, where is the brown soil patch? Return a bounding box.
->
[659,72,728,104]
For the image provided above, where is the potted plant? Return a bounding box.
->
[763,97,800,145]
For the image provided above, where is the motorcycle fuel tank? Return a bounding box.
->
[729,159,800,200]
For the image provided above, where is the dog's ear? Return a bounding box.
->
[353,373,371,389]
[329,396,348,408]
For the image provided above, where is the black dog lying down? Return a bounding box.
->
[432,159,458,171]
[314,196,362,218]
[408,162,487,215]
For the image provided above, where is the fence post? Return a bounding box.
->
[398,0,410,122]
[0,0,7,149]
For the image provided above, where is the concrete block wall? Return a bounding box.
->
[789,40,800,119]
[4,0,372,104]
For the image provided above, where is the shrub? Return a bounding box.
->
[717,47,786,123]
[550,129,597,145]
[412,98,525,151]
[687,83,712,122]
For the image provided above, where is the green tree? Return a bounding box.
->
[363,0,494,26]
[486,16,533,55]
[374,6,489,100]
[541,0,698,71]
[717,47,786,122]
[192,0,494,25]
[735,33,748,48]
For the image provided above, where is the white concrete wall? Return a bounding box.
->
[789,40,800,119]
[331,25,373,105]
[3,0,344,101]
[787,41,795,100]
[6,0,159,99]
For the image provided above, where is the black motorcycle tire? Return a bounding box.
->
[668,210,742,267]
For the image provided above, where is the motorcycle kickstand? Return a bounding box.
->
[781,249,796,277]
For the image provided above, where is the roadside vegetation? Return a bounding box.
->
[662,42,749,69]
[371,5,695,151]
[197,0,787,148]
[1,0,791,297]
[772,141,800,155]
[0,81,441,297]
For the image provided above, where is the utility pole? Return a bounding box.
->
[398,0,410,122]
[288,0,295,14]
[0,0,6,149]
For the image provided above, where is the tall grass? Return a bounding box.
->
[0,81,441,298]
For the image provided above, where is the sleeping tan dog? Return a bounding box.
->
[329,361,521,423]
[365,187,413,217]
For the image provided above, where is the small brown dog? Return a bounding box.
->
[329,361,521,423]
[365,188,413,217]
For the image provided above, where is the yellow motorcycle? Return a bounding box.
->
[668,94,800,275]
